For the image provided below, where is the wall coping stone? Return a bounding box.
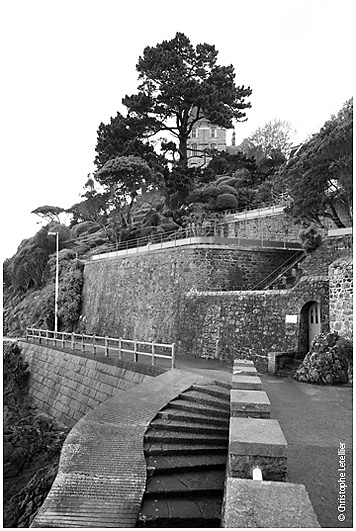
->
[222,478,320,528]
[232,366,258,376]
[230,390,271,416]
[232,375,262,390]
[233,359,254,367]
[229,417,287,457]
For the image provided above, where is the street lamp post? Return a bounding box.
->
[48,231,59,332]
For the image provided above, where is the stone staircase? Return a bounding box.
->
[137,380,231,527]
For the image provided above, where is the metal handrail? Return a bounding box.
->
[85,201,293,259]
[252,250,306,290]
[26,328,176,369]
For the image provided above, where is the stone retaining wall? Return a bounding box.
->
[81,245,296,344]
[329,258,353,340]
[219,212,300,241]
[178,276,329,365]
[18,341,155,427]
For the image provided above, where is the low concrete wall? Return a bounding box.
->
[222,359,320,527]
[18,341,156,427]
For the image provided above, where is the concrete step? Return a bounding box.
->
[144,429,227,446]
[150,418,229,436]
[157,407,229,427]
[145,469,225,496]
[169,399,230,418]
[179,390,230,410]
[137,495,222,528]
[144,442,227,456]
[146,454,227,475]
[191,383,231,401]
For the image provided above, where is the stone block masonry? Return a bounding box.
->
[179,276,329,364]
[18,341,154,426]
[329,258,353,340]
[80,244,297,345]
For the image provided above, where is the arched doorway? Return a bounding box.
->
[299,301,322,353]
[308,302,321,347]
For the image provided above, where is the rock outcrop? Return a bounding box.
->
[3,341,69,528]
[294,332,352,385]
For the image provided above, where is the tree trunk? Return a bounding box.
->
[178,136,188,168]
[325,200,346,228]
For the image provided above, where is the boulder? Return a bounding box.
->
[294,332,351,385]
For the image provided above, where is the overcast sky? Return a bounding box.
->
[1,0,354,260]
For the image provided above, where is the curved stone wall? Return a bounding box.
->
[18,341,156,427]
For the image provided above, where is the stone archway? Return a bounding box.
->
[299,301,321,354]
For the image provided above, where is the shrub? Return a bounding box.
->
[215,174,231,185]
[299,223,323,252]
[217,177,238,188]
[57,260,84,331]
[233,168,252,183]
[215,193,238,211]
[71,221,99,238]
[216,184,238,196]
[336,337,353,363]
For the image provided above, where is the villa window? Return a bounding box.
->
[191,143,198,156]
[210,143,217,150]
[210,127,217,138]
[191,128,198,138]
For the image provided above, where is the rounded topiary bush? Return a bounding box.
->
[71,221,99,239]
[215,193,238,211]
[217,177,239,188]
[216,184,238,196]
[215,174,231,185]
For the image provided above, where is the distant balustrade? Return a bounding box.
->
[26,328,176,369]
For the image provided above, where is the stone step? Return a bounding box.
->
[150,418,229,436]
[191,383,231,401]
[168,399,230,418]
[146,454,227,475]
[175,392,230,411]
[145,469,225,496]
[213,379,232,390]
[157,407,229,426]
[137,495,222,528]
[144,429,227,446]
[144,442,227,456]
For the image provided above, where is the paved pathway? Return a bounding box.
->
[260,374,352,528]
[176,356,352,528]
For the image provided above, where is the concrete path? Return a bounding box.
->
[260,374,352,528]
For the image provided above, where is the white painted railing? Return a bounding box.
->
[26,328,176,369]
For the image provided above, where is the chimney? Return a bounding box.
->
[232,130,236,146]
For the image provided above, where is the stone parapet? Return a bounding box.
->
[230,389,271,418]
[222,478,320,528]
[229,417,287,481]
[232,375,262,390]
[222,358,319,527]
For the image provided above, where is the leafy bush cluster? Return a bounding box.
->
[298,223,323,252]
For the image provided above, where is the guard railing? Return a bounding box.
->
[26,328,176,369]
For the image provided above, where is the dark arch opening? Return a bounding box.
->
[298,300,321,354]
